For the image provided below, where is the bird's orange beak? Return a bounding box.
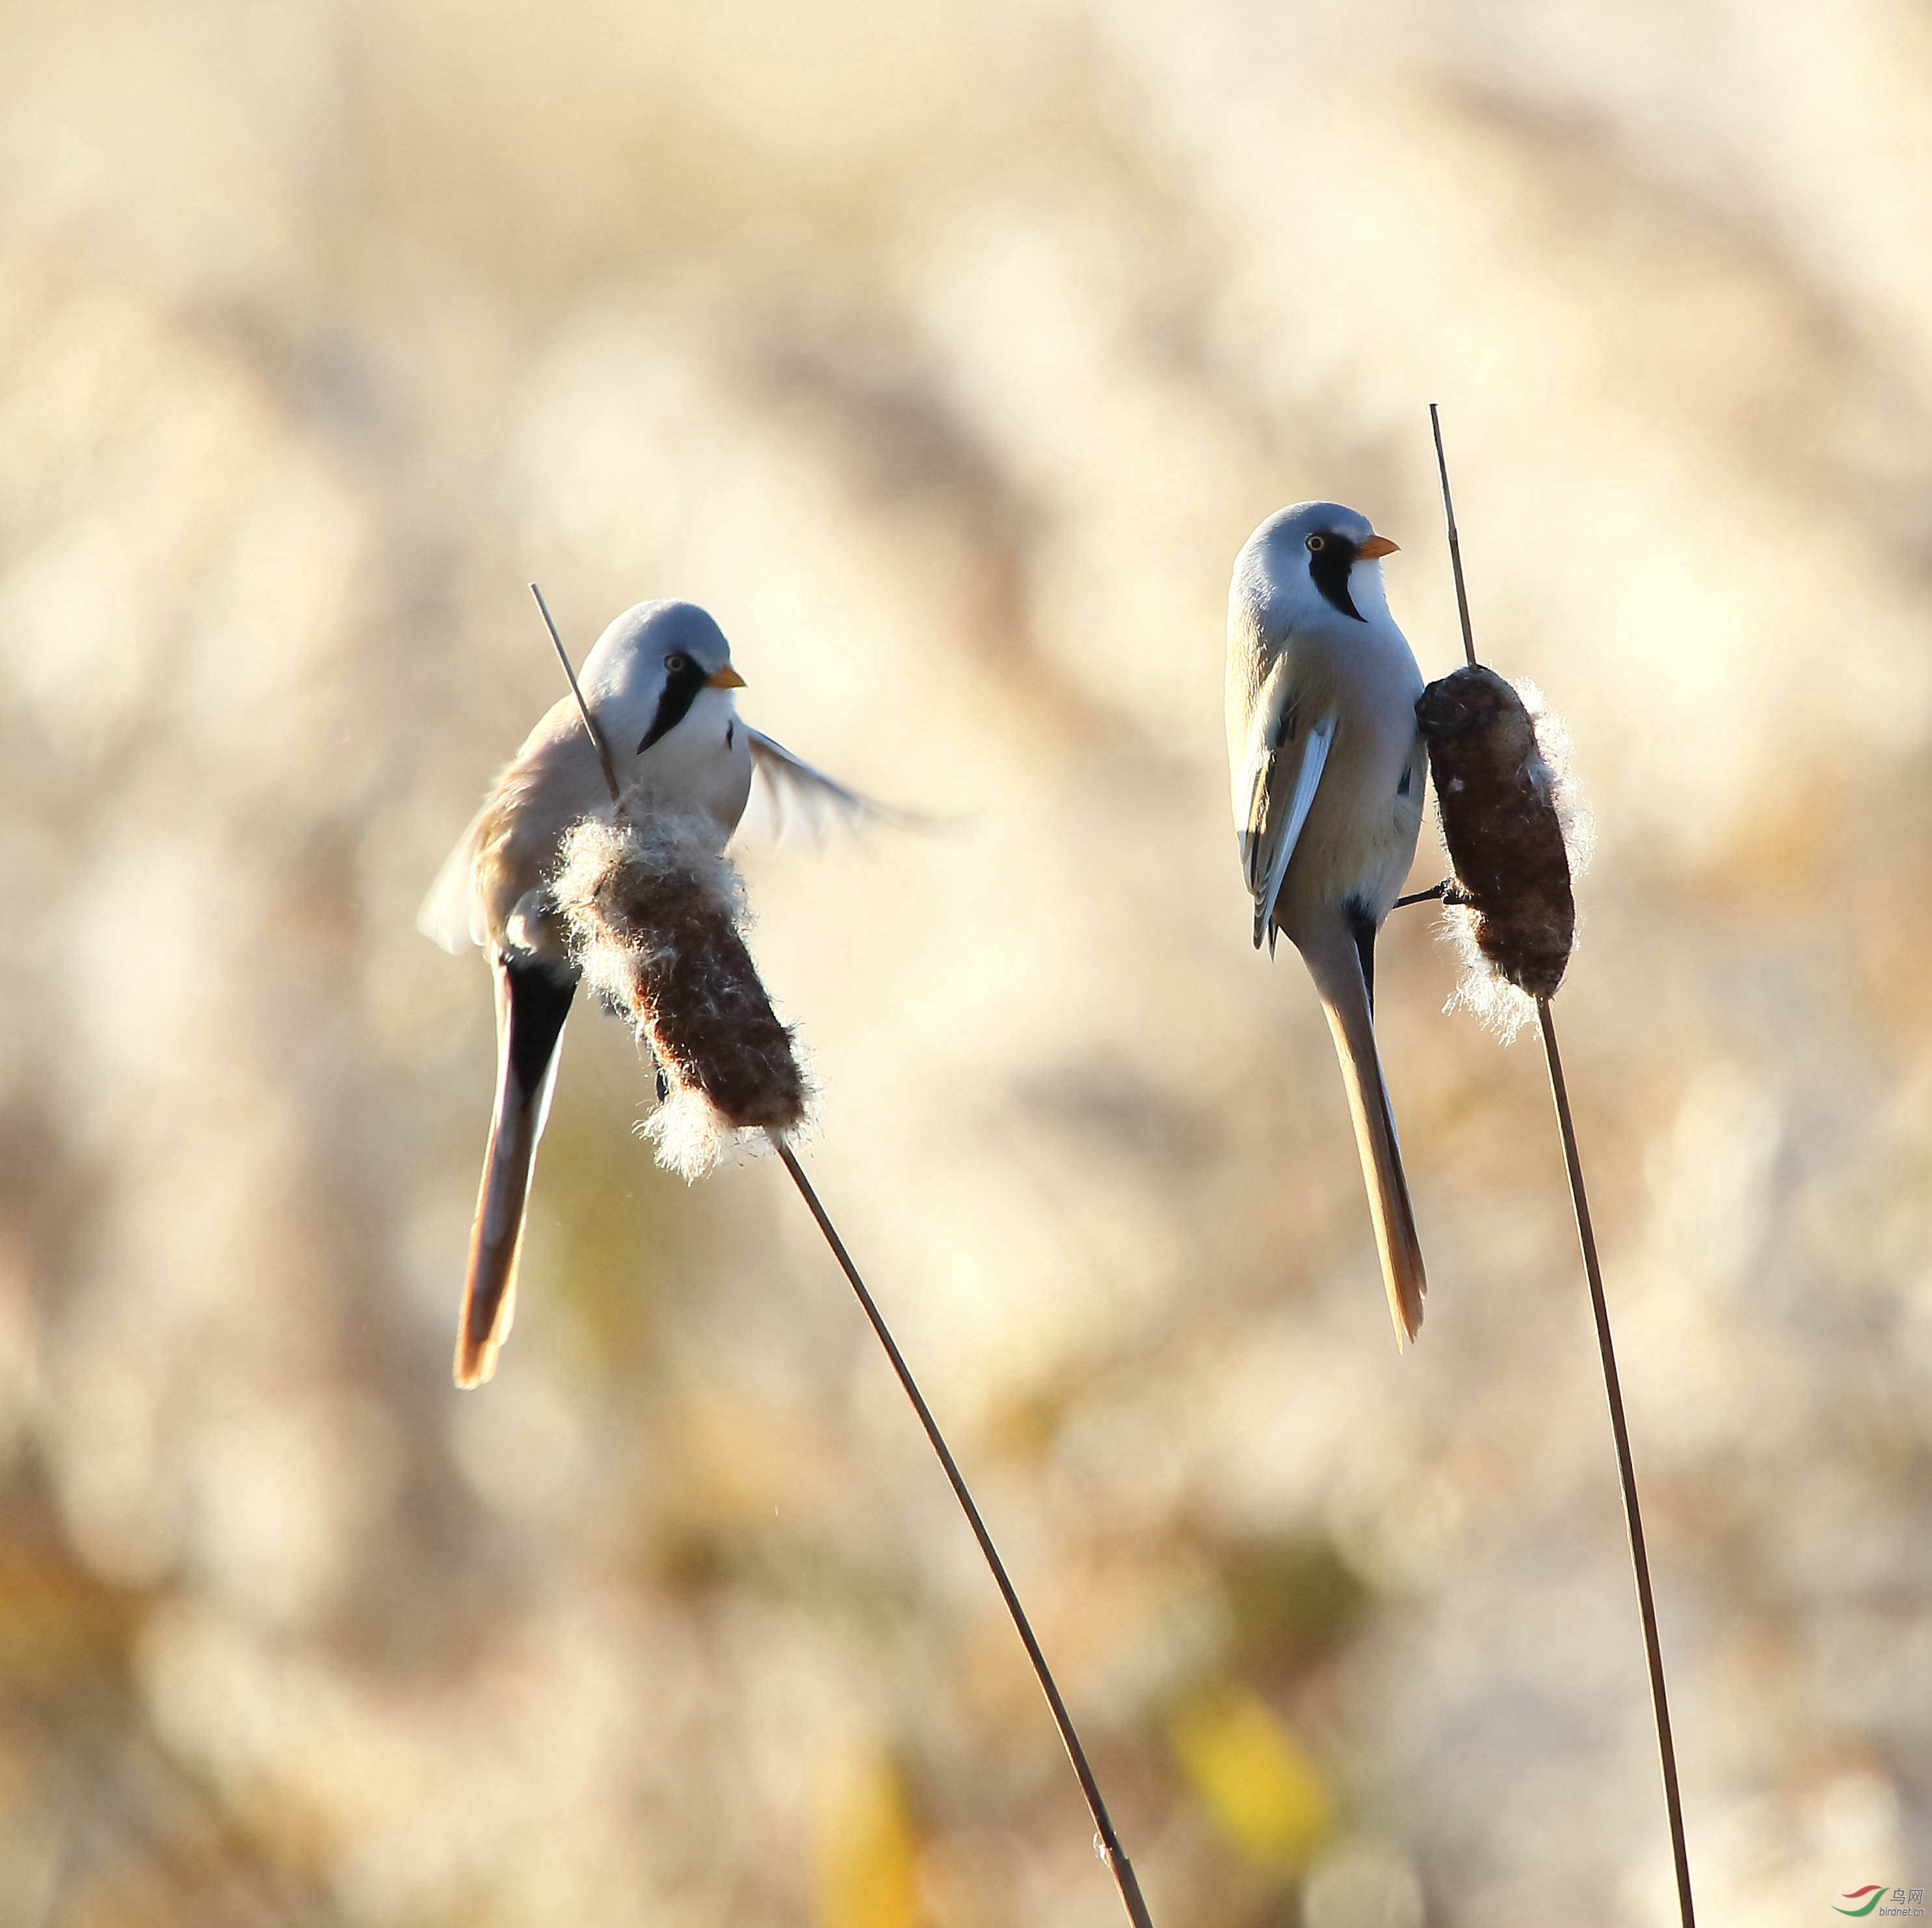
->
[1356,535,1399,560]
[707,665,747,689]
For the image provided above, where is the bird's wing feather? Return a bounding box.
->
[1234,657,1295,891]
[1237,663,1337,945]
[418,804,490,953]
[736,728,907,843]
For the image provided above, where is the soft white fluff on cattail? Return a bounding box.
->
[1515,679,1595,875]
[553,802,809,1178]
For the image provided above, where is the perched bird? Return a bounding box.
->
[419,598,870,1387]
[1226,503,1429,1344]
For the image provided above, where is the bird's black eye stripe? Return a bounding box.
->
[1307,531,1365,622]
[638,652,713,754]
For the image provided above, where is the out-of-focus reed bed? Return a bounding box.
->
[3,2,1932,1924]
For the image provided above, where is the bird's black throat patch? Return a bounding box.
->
[1308,536,1365,622]
[638,655,713,754]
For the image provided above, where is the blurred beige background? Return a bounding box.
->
[3,1,1931,1923]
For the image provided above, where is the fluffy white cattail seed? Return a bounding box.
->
[553,803,807,1177]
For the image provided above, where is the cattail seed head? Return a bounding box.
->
[1418,666,1590,1035]
[553,802,808,1177]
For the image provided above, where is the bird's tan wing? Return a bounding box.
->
[419,698,603,960]
[735,728,921,843]
[1234,655,1337,949]
[418,805,490,953]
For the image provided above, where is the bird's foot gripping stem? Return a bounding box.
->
[1392,878,1468,911]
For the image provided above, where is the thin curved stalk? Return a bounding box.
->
[771,1133,1155,1928]
[1537,1000,1695,1928]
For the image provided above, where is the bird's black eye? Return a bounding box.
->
[665,652,689,674]
[1306,533,1326,553]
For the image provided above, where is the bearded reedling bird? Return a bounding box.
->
[419,598,873,1387]
[1226,503,1429,1345]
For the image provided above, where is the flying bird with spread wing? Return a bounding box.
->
[1226,503,1430,1345]
[419,598,872,1387]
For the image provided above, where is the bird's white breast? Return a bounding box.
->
[622,685,754,841]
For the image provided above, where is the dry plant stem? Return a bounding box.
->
[524,598,1148,1905]
[1429,403,1480,670]
[1430,410,1691,1922]
[769,1133,1156,1928]
[1537,996,1695,1928]
[531,581,622,804]
[528,603,1145,1910]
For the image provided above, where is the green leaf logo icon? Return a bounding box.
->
[1835,1886,1888,1918]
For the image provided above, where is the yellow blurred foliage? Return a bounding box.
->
[813,1747,921,1928]
[1171,1685,1334,1874]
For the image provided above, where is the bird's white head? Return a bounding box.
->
[577,599,748,765]
[1232,501,1400,640]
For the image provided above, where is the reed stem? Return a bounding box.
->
[1427,408,1693,1924]
[528,597,1152,1920]
[769,1133,1155,1928]
[1535,999,1695,1927]
[1428,404,1480,670]
[531,582,622,804]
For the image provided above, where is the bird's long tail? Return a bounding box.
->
[1302,918,1427,1346]
[457,953,576,1387]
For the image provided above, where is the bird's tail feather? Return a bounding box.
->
[1303,923,1427,1346]
[457,955,575,1387]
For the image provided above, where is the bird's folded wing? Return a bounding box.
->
[736,728,914,843]
[1236,663,1336,946]
[417,804,490,953]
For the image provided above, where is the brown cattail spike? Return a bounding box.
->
[1417,665,1577,1004]
[553,805,806,1176]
